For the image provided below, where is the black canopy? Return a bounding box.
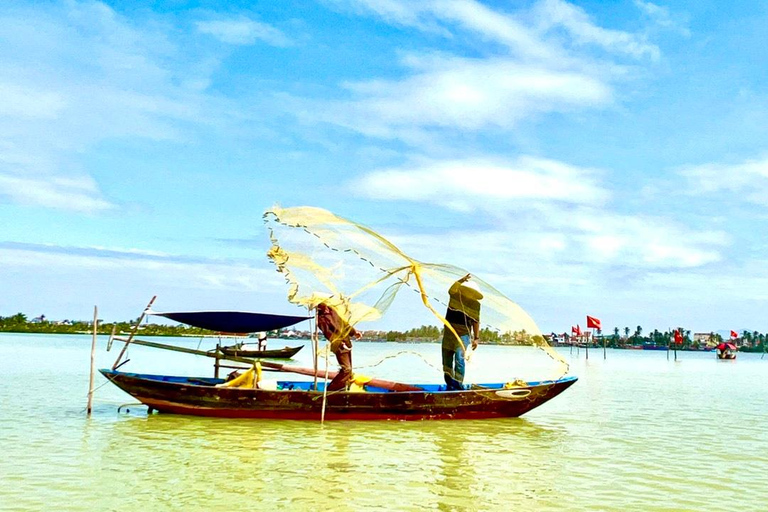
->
[151,311,310,334]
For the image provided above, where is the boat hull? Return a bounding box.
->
[218,345,303,359]
[100,370,577,421]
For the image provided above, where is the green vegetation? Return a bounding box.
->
[375,325,545,345]
[0,313,212,337]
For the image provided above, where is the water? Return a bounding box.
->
[2,333,767,511]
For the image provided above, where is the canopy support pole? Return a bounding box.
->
[214,343,221,379]
[112,296,156,370]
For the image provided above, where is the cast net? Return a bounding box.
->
[264,205,569,383]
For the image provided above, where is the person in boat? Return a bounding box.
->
[442,274,482,391]
[256,331,267,351]
[316,302,362,391]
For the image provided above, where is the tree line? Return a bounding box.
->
[0,313,211,336]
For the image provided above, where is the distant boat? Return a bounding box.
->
[218,344,303,359]
[642,344,668,351]
[716,342,737,360]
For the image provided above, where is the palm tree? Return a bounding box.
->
[624,326,630,340]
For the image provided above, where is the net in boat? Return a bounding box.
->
[264,206,569,382]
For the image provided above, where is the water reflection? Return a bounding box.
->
[88,412,566,510]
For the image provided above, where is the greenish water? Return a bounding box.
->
[2,333,768,511]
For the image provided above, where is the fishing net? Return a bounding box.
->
[264,206,569,382]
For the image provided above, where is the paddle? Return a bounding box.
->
[257,361,423,392]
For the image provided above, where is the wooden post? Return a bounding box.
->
[602,329,606,359]
[112,295,156,370]
[320,344,330,425]
[585,332,589,360]
[312,308,319,391]
[214,343,221,378]
[86,306,98,416]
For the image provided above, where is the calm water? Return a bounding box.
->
[2,333,767,511]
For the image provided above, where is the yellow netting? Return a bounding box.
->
[264,205,569,381]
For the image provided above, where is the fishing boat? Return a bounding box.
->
[716,342,737,360]
[99,368,577,420]
[217,344,303,359]
[99,206,578,421]
[102,305,577,420]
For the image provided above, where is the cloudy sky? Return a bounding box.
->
[2,0,768,333]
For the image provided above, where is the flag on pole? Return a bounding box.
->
[572,325,581,335]
[674,329,683,344]
[586,315,601,330]
[730,330,738,339]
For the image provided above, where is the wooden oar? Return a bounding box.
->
[253,361,423,392]
[109,336,422,391]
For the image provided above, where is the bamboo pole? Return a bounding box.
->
[602,329,606,359]
[312,308,319,391]
[321,344,329,424]
[214,343,221,379]
[110,336,257,365]
[108,335,421,391]
[112,296,156,370]
[585,332,589,360]
[86,306,98,416]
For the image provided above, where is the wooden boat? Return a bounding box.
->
[99,369,578,420]
[103,303,578,421]
[218,344,303,359]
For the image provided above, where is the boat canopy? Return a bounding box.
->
[150,311,310,333]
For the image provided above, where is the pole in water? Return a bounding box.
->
[585,332,589,360]
[87,305,98,416]
[601,329,606,360]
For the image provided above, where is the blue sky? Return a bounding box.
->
[2,0,768,333]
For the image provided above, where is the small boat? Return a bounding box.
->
[716,342,737,360]
[218,344,303,359]
[99,369,577,420]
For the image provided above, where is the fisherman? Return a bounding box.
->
[442,273,482,390]
[256,331,268,351]
[315,302,362,391]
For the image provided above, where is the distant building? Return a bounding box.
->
[31,314,46,323]
[693,333,715,347]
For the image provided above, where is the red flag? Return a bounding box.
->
[674,329,683,344]
[730,330,738,339]
[572,325,581,335]
[586,315,601,330]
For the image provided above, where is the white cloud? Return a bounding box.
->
[353,155,728,271]
[319,54,612,139]
[333,0,658,61]
[0,1,252,213]
[634,1,690,37]
[679,156,768,206]
[0,172,114,213]
[352,155,609,208]
[534,0,660,60]
[196,17,292,47]
[0,243,279,292]
[313,0,655,142]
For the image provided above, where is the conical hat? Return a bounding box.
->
[460,280,484,300]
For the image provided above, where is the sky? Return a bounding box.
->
[2,0,768,334]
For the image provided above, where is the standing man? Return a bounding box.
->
[316,302,362,391]
[442,274,483,390]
